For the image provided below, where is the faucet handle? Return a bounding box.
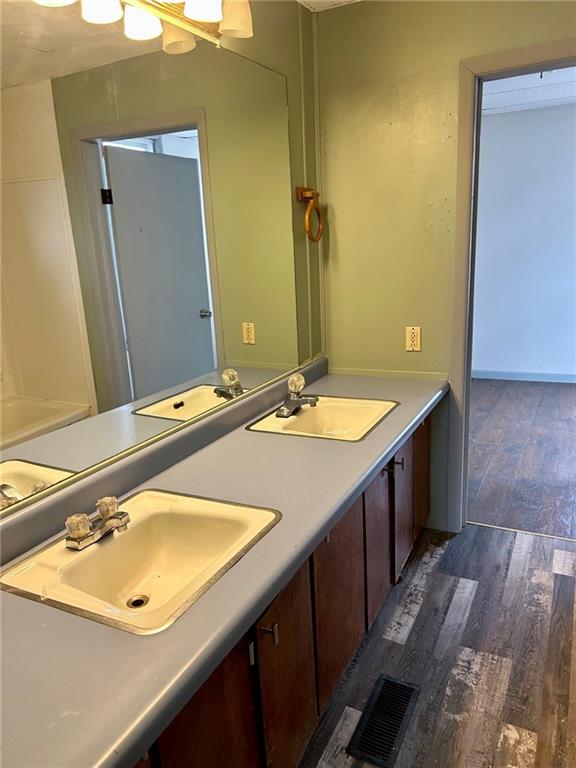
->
[288,373,306,395]
[65,513,91,540]
[222,368,240,386]
[95,496,119,520]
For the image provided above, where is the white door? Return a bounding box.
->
[105,146,215,400]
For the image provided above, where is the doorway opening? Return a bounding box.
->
[466,66,576,539]
[82,125,218,411]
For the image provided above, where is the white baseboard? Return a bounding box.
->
[472,369,576,384]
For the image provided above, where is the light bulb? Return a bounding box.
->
[162,22,197,54]
[81,0,122,24]
[34,0,77,6]
[124,6,163,40]
[219,0,252,38]
[184,0,223,23]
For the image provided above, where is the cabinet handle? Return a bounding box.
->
[260,622,280,645]
[248,641,256,666]
[394,457,406,471]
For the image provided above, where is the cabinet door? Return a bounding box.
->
[364,469,393,629]
[256,562,317,768]
[413,418,431,539]
[393,437,414,582]
[157,635,261,768]
[313,497,365,713]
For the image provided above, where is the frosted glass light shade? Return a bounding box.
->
[184,0,223,23]
[162,23,197,54]
[124,6,163,40]
[80,0,122,23]
[34,0,77,7]
[219,0,252,38]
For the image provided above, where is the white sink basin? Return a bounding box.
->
[0,490,280,634]
[0,460,73,514]
[248,396,399,442]
[134,385,237,422]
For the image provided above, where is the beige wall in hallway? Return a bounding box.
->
[317,2,576,377]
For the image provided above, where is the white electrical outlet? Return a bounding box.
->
[405,326,421,352]
[242,322,256,345]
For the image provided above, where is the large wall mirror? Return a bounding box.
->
[0,2,307,516]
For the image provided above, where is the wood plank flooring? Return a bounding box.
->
[467,379,576,538]
[300,525,576,768]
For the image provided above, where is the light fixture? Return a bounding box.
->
[39,0,254,51]
[80,0,123,24]
[124,5,163,40]
[184,0,223,23]
[34,0,77,6]
[162,22,197,54]
[219,0,252,38]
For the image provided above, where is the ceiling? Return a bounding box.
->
[1,0,364,89]
[482,67,576,113]
[1,0,160,89]
[0,0,362,89]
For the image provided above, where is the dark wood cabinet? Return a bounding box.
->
[392,436,414,582]
[312,496,365,713]
[413,418,431,539]
[145,417,434,765]
[364,469,393,629]
[157,635,261,768]
[256,562,317,768]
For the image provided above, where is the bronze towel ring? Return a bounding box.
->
[296,187,324,243]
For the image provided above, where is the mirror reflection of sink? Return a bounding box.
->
[133,385,245,422]
[0,489,281,634]
[248,396,399,442]
[0,460,73,512]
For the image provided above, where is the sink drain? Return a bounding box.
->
[127,594,149,609]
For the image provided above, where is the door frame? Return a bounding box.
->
[72,109,225,411]
[447,38,576,534]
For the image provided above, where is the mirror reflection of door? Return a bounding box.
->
[95,131,216,405]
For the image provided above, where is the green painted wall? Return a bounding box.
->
[52,2,322,409]
[224,4,322,361]
[317,1,576,377]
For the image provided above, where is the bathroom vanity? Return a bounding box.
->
[0,371,447,768]
[139,416,431,768]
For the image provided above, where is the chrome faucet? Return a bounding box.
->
[64,496,130,551]
[214,368,244,401]
[275,373,319,418]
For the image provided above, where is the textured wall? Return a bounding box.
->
[318,1,576,377]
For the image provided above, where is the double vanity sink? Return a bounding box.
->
[1,490,281,634]
[0,366,452,768]
[249,395,398,442]
[1,391,399,634]
[134,370,248,422]
[134,385,231,422]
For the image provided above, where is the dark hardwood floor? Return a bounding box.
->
[300,524,576,768]
[467,378,576,539]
